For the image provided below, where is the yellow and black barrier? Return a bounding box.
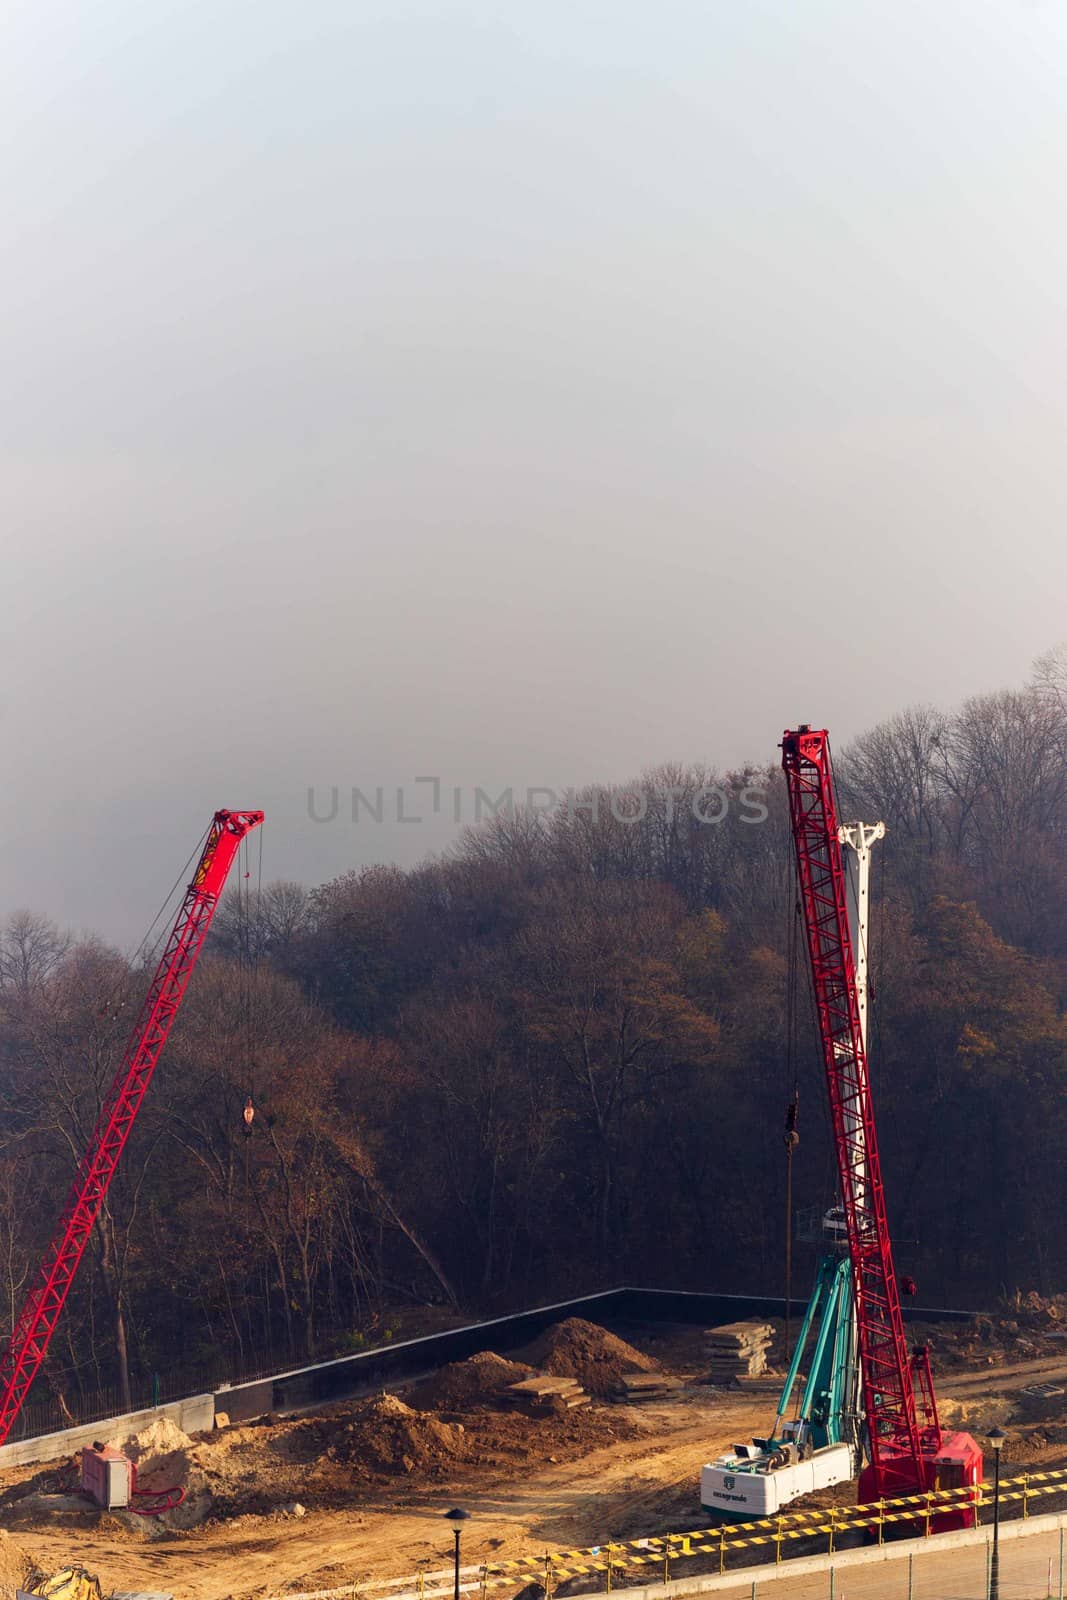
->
[478,1464,1067,1592]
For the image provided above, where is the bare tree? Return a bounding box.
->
[1032,642,1067,717]
[0,911,69,998]
[838,706,949,859]
[210,880,310,963]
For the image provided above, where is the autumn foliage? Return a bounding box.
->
[3,671,1067,1406]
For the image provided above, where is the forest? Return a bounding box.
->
[3,652,1067,1418]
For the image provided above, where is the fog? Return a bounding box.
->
[4,0,1067,941]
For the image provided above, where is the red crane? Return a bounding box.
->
[0,809,264,1448]
[781,728,981,1508]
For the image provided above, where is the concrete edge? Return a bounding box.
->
[0,1394,215,1471]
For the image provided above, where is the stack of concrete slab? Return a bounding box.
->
[704,1321,774,1382]
[612,1372,684,1402]
[506,1375,590,1414]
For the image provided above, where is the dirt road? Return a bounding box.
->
[939,1356,1067,1395]
[10,1394,768,1600]
[12,1328,1067,1600]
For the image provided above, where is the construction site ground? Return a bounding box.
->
[4,1311,1067,1600]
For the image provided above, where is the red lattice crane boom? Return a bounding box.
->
[0,809,263,1447]
[781,728,980,1506]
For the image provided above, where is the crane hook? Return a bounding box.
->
[783,1095,799,1152]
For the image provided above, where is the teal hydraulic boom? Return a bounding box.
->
[771,1245,859,1455]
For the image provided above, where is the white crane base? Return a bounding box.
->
[700,1442,855,1518]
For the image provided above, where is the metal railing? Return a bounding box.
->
[263,1516,1067,1600]
[7,1345,289,1443]
[474,1465,1067,1593]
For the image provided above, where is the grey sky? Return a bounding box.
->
[5,0,1067,944]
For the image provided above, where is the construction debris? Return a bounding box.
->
[704,1321,774,1382]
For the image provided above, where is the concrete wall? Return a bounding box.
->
[219,1286,978,1424]
[0,1393,215,1471]
[2,1285,980,1449]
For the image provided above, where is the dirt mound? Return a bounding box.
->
[176,1389,637,1521]
[106,1415,214,1530]
[114,1416,193,1460]
[907,1300,1067,1371]
[290,1393,470,1478]
[938,1395,1015,1435]
[0,1530,34,1599]
[523,1319,659,1398]
[411,1351,535,1412]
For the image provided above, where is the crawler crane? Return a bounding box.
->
[701,819,881,1518]
[702,729,981,1521]
[781,727,981,1508]
[0,810,263,1458]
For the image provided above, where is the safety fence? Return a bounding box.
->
[469,1464,1067,1594]
[269,1528,1067,1600]
[262,1470,1067,1600]
[6,1349,282,1444]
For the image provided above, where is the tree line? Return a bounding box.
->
[3,652,1067,1409]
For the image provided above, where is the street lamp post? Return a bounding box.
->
[444,1507,470,1600]
[989,1426,1005,1600]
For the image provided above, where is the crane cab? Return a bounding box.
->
[926,1432,984,1528]
[930,1430,984,1491]
[858,1431,983,1530]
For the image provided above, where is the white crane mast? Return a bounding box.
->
[834,818,885,1444]
[837,820,885,1058]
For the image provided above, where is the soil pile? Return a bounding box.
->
[116,1416,193,1459]
[183,1420,305,1521]
[0,1531,34,1599]
[938,1395,1014,1436]
[289,1394,470,1478]
[523,1319,659,1399]
[1009,1290,1067,1328]
[908,1295,1067,1371]
[411,1351,535,1412]
[109,1415,213,1530]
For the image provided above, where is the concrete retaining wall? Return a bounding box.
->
[0,1393,215,1470]
[219,1286,977,1424]
[1,1285,980,1448]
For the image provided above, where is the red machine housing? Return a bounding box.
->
[80,1442,186,1515]
[781,729,981,1513]
[0,810,263,1448]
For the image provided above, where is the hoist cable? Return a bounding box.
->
[783,854,801,1359]
[131,825,210,976]
[235,827,266,1144]
[101,824,211,1024]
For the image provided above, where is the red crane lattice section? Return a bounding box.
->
[780,728,928,1497]
[0,809,263,1448]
